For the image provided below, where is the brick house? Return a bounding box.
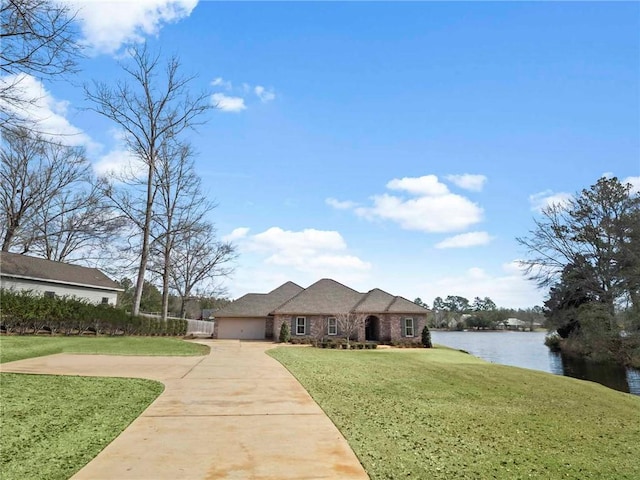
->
[213,278,429,342]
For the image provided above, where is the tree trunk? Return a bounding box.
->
[161,236,172,321]
[132,159,155,316]
[180,296,187,319]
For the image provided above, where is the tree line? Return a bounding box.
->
[0,1,236,320]
[413,296,545,330]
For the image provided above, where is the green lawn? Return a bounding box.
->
[0,336,207,480]
[0,335,209,364]
[1,374,163,480]
[269,346,640,480]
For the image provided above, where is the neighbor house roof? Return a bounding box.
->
[505,318,526,327]
[214,281,303,318]
[0,251,121,291]
[273,278,365,315]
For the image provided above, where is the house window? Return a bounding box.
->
[295,317,306,335]
[327,317,337,336]
[44,291,55,298]
[404,318,414,337]
[101,297,109,305]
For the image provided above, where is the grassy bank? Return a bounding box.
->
[269,346,640,480]
[0,336,207,480]
[0,335,209,364]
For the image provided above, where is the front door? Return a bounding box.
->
[365,316,379,341]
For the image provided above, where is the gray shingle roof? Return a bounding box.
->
[214,281,303,318]
[386,296,431,314]
[213,278,430,318]
[0,252,121,291]
[354,288,430,314]
[273,278,365,315]
[354,288,395,312]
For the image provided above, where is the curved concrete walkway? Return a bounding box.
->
[1,340,369,480]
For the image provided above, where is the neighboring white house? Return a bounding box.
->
[503,318,527,330]
[0,252,122,305]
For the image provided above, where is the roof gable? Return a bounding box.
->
[214,281,303,318]
[354,288,395,313]
[386,296,430,314]
[273,278,364,315]
[0,252,121,291]
[267,281,305,304]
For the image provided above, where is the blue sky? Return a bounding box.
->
[9,1,639,308]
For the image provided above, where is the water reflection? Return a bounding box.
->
[431,331,640,396]
[551,352,631,394]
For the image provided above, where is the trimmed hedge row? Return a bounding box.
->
[0,289,187,336]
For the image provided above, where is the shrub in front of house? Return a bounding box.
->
[279,322,291,343]
[390,339,423,348]
[421,325,433,348]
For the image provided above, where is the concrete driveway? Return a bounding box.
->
[1,340,369,480]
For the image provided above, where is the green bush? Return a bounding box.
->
[279,321,291,343]
[421,325,433,348]
[0,289,188,337]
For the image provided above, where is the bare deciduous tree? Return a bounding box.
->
[1,0,80,132]
[310,317,329,346]
[2,127,82,250]
[335,311,367,347]
[149,140,212,320]
[85,44,212,316]
[167,223,236,318]
[29,180,126,262]
[0,127,124,261]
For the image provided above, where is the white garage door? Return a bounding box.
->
[217,318,266,340]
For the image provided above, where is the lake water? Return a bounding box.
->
[430,330,640,396]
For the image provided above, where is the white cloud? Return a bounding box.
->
[435,231,493,249]
[417,262,544,309]
[93,146,140,177]
[326,198,358,210]
[0,73,95,149]
[623,176,640,194]
[226,226,372,291]
[68,0,198,55]
[250,227,347,254]
[446,174,487,192]
[212,93,246,112]
[529,190,572,212]
[211,77,232,90]
[209,79,276,112]
[343,175,483,233]
[222,227,250,242]
[254,85,276,103]
[387,175,449,196]
[92,129,144,178]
